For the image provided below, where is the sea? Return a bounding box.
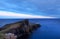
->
[0,19,60,39]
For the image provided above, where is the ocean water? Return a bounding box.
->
[29,19,60,39]
[0,19,60,39]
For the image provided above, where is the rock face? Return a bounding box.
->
[0,19,41,39]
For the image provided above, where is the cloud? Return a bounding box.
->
[0,11,55,19]
[0,0,60,17]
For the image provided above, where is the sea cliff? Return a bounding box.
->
[0,19,41,39]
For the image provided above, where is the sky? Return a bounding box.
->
[0,0,60,18]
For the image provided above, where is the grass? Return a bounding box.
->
[0,32,4,39]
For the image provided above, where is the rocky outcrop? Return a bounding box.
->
[0,19,41,39]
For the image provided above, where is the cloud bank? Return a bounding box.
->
[0,11,55,19]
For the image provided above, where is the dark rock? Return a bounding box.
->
[0,28,2,31]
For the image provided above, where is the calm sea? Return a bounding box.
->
[0,19,60,39]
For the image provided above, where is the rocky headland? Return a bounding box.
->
[0,19,41,39]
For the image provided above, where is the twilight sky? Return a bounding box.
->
[0,0,60,18]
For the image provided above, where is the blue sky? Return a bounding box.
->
[0,0,60,18]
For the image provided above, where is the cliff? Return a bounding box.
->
[0,19,41,39]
